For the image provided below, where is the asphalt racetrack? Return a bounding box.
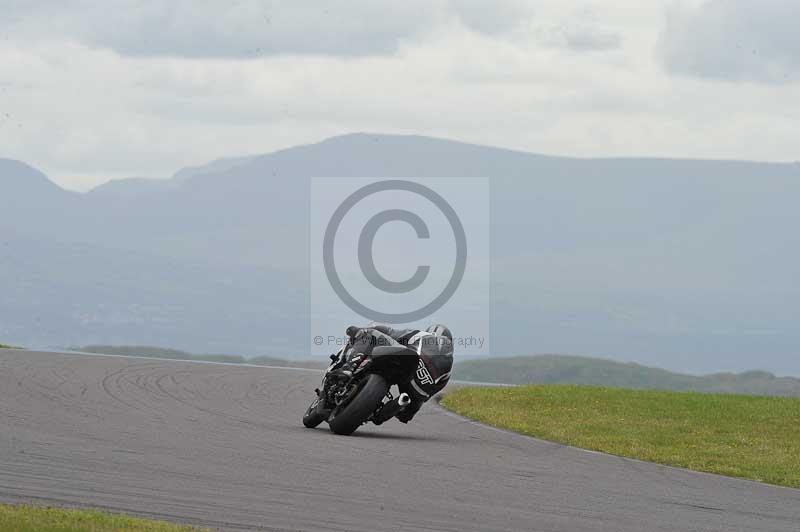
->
[1,349,798,531]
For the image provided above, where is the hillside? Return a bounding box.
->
[0,158,73,200]
[454,355,800,396]
[2,133,799,373]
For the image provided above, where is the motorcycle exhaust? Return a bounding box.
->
[372,393,411,425]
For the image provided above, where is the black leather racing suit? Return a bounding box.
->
[347,325,454,423]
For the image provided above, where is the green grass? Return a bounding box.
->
[0,504,206,532]
[442,385,800,488]
[454,355,800,396]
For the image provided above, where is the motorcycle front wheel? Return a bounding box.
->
[328,373,389,435]
[302,396,327,428]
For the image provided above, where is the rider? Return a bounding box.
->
[336,323,454,424]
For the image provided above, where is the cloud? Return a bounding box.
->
[657,0,800,83]
[446,0,532,36]
[534,22,622,51]
[2,0,535,59]
[2,1,800,191]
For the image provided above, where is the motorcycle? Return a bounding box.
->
[302,331,418,435]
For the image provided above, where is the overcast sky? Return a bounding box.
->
[1,0,798,190]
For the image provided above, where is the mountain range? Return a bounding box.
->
[1,133,798,374]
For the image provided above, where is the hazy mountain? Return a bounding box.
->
[0,158,76,213]
[0,158,81,241]
[0,233,305,355]
[86,177,176,199]
[85,154,257,200]
[0,158,71,199]
[1,134,799,374]
[170,154,256,183]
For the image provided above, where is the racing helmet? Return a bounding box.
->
[426,324,452,342]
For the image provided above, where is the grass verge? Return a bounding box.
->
[441,385,800,488]
[0,504,207,532]
[453,354,800,396]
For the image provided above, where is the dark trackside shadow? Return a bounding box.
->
[349,428,447,442]
[285,424,447,442]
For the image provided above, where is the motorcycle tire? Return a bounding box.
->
[328,373,389,435]
[302,396,327,428]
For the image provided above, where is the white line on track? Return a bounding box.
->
[17,348,325,373]
[14,349,517,385]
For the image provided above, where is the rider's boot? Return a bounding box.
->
[372,393,411,425]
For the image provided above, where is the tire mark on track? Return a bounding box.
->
[4,350,800,532]
[153,371,262,428]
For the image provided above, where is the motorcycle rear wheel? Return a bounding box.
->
[328,373,389,435]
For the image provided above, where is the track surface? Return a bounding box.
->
[1,350,799,531]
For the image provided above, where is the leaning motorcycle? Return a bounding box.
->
[302,332,418,435]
